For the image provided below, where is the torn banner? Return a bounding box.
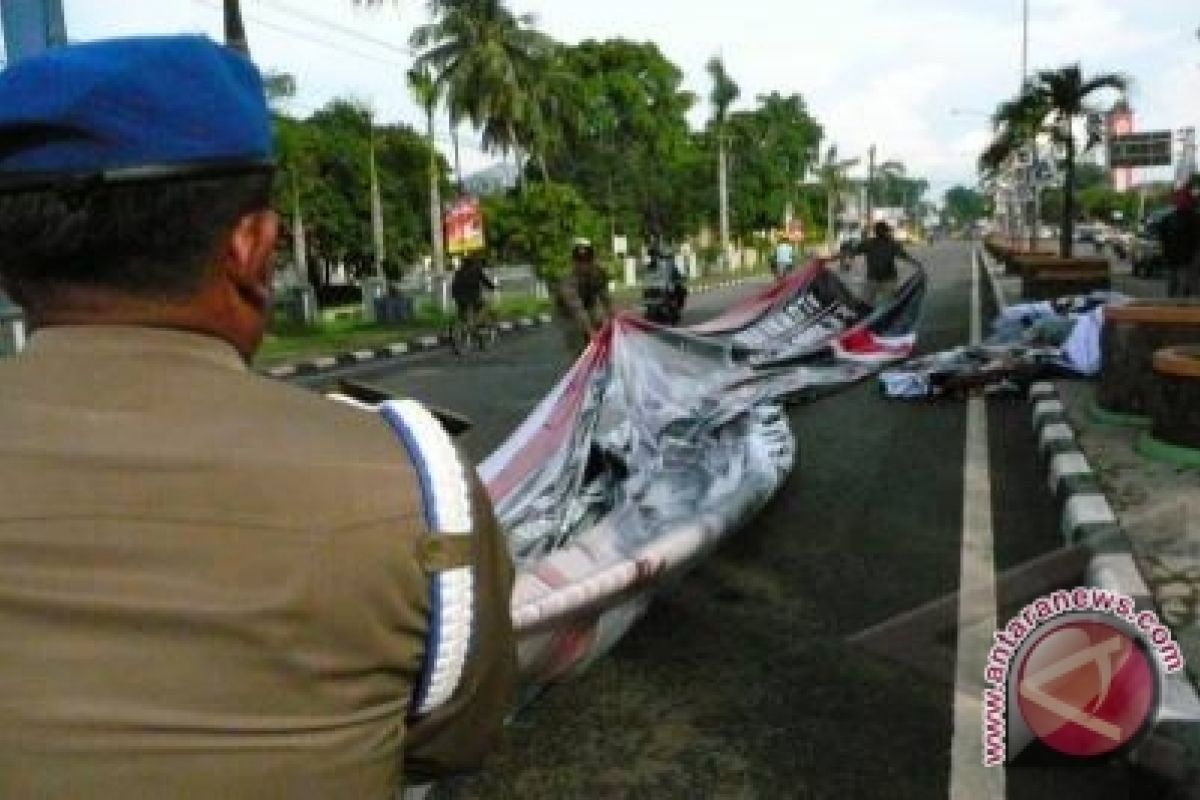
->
[480,259,926,684]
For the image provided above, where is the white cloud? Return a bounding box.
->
[28,0,1200,190]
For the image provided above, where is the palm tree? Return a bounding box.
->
[223,0,250,56]
[815,145,859,253]
[876,159,905,206]
[408,66,447,274]
[410,0,552,191]
[706,56,739,269]
[987,64,1127,256]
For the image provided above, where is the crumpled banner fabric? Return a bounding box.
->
[481,260,926,684]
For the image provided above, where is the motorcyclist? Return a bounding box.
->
[643,237,688,322]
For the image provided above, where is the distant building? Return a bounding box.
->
[1107,99,1135,192]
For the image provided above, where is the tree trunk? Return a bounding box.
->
[508,121,525,194]
[427,112,446,274]
[718,133,730,270]
[223,0,251,57]
[1060,136,1076,258]
[450,116,463,194]
[537,151,551,183]
[826,187,835,253]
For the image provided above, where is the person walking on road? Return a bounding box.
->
[552,239,614,357]
[773,237,796,277]
[1160,184,1200,298]
[855,221,924,306]
[0,36,515,799]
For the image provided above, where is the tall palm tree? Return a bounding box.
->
[410,0,552,191]
[815,144,859,253]
[987,64,1127,256]
[706,56,739,268]
[408,66,447,274]
[223,0,250,56]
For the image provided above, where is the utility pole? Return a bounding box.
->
[1,0,67,60]
[719,130,731,271]
[1019,0,1031,250]
[1020,0,1029,90]
[865,145,876,232]
[369,130,386,281]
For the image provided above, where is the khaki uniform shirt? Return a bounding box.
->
[0,326,515,799]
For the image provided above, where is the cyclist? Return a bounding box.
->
[450,252,496,334]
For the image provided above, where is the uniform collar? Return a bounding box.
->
[25,325,248,371]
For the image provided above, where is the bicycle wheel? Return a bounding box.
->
[449,320,470,355]
[475,323,497,350]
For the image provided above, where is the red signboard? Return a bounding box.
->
[444,197,485,256]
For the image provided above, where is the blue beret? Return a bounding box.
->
[0,35,273,187]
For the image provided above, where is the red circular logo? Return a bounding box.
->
[1016,619,1157,758]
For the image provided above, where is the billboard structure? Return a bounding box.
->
[1108,131,1173,170]
[444,197,485,256]
[1106,101,1135,191]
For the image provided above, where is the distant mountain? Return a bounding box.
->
[463,162,518,196]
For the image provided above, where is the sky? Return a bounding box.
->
[5,0,1200,198]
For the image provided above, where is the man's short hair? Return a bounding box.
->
[0,173,273,309]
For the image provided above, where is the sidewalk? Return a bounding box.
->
[256,274,769,379]
[983,248,1200,780]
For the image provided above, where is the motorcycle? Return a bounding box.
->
[641,251,687,325]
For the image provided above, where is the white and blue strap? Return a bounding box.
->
[377,398,477,717]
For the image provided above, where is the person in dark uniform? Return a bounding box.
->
[855,221,925,306]
[0,36,515,799]
[451,252,497,329]
[1160,185,1200,298]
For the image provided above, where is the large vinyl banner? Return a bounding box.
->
[481,259,927,684]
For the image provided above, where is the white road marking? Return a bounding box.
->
[949,253,1006,799]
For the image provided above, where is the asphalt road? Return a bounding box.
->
[301,245,1168,798]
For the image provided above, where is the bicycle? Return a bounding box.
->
[448,302,497,355]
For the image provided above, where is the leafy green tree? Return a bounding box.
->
[544,39,700,243]
[943,185,987,227]
[273,100,443,286]
[481,182,602,281]
[724,93,822,234]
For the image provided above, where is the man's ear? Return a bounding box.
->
[223,209,279,308]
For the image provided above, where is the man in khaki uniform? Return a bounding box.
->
[0,36,514,798]
[552,240,614,356]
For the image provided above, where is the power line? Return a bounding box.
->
[193,0,407,67]
[252,0,417,58]
[280,99,494,156]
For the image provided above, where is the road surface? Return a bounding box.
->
[299,242,1167,798]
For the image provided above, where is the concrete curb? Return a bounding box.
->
[260,277,765,379]
[979,246,1200,767]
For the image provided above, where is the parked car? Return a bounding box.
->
[1131,208,1171,278]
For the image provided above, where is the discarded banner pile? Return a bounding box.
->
[479,259,927,684]
[878,291,1127,400]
